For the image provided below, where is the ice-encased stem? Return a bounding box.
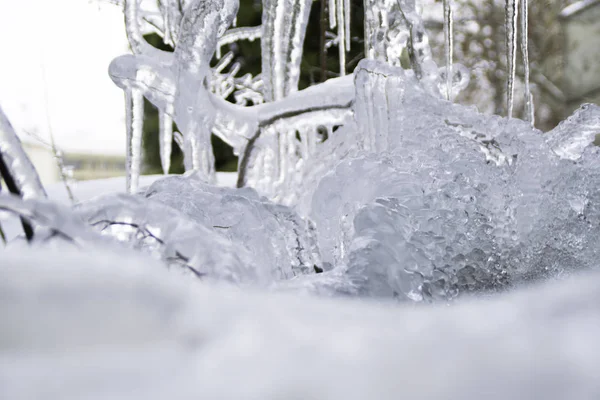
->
[159,110,173,174]
[0,105,47,240]
[125,87,144,193]
[520,0,533,124]
[0,105,47,200]
[443,0,453,101]
[505,0,520,118]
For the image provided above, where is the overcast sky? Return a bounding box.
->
[0,0,130,155]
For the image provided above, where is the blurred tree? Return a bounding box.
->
[426,0,576,131]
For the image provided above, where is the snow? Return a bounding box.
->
[2,248,600,399]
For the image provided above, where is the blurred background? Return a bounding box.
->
[0,0,598,186]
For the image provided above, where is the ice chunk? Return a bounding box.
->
[76,190,264,283]
[144,173,321,278]
[545,104,600,161]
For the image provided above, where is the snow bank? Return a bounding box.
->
[1,248,600,399]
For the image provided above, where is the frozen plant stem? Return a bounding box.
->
[40,63,76,204]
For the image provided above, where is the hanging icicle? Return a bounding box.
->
[344,0,350,49]
[125,87,144,193]
[337,0,346,75]
[329,0,337,29]
[520,0,533,125]
[505,0,520,118]
[158,110,173,175]
[443,0,453,101]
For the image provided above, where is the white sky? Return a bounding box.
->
[0,0,130,155]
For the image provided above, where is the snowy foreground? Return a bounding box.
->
[2,248,600,400]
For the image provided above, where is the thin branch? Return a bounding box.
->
[39,62,77,204]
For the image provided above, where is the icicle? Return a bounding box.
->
[443,0,453,101]
[329,0,337,29]
[337,0,346,76]
[262,0,287,101]
[159,110,173,174]
[344,0,350,49]
[160,0,174,47]
[520,0,532,125]
[262,0,312,101]
[173,130,184,151]
[214,51,235,73]
[505,0,520,118]
[125,87,144,193]
[284,0,312,95]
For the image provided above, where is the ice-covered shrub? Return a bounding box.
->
[1,0,600,304]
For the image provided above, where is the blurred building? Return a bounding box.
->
[559,0,600,111]
[21,140,126,186]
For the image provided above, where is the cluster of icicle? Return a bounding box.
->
[110,0,480,202]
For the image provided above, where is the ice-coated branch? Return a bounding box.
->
[0,194,102,246]
[0,106,47,201]
[217,26,262,58]
[123,0,173,60]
